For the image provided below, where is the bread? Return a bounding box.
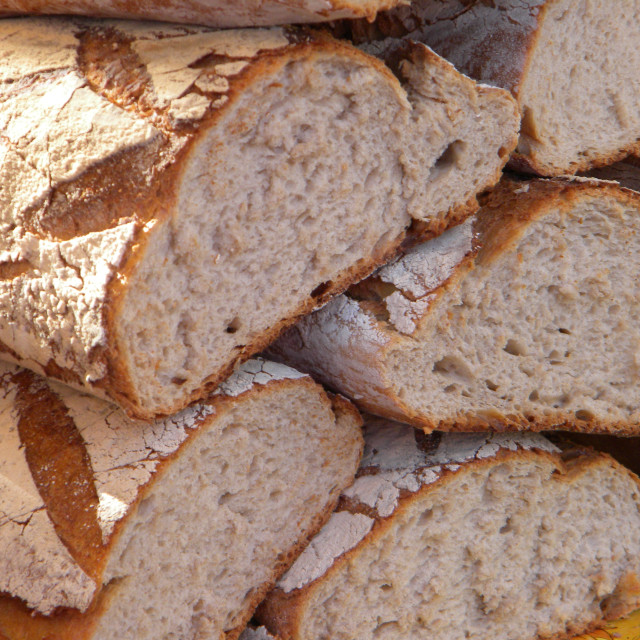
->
[344,0,640,176]
[0,358,363,640]
[256,417,640,640]
[271,177,640,434]
[0,17,519,420]
[0,0,406,27]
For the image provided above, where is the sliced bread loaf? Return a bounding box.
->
[271,178,640,434]
[0,18,518,419]
[345,0,640,176]
[257,418,640,640]
[0,358,363,640]
[0,0,406,27]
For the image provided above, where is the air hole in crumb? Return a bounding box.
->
[504,339,527,356]
[172,376,187,386]
[380,584,393,592]
[311,280,332,298]
[418,508,433,526]
[558,327,571,335]
[528,390,539,402]
[225,317,241,334]
[498,145,509,159]
[485,379,499,392]
[434,139,466,171]
[575,409,595,421]
[444,384,458,394]
[433,356,473,382]
[218,492,232,506]
[499,517,513,534]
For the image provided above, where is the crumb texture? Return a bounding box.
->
[275,180,640,434]
[261,422,640,640]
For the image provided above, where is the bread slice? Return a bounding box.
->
[271,178,640,434]
[0,0,406,27]
[0,358,363,640]
[256,418,640,640]
[0,17,518,420]
[344,0,640,176]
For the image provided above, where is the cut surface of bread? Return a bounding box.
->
[0,358,363,640]
[345,0,640,176]
[257,419,640,640]
[271,178,640,434]
[0,18,518,419]
[0,0,407,27]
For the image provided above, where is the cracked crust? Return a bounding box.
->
[0,0,408,28]
[256,421,640,640]
[271,177,640,435]
[0,358,363,639]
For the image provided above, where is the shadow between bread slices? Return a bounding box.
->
[0,18,518,420]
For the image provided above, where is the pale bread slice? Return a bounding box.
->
[271,178,640,435]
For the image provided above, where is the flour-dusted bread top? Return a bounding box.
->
[0,0,407,27]
[257,419,640,640]
[345,0,640,176]
[276,420,557,593]
[272,178,640,434]
[0,17,518,420]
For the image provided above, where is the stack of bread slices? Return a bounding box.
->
[0,1,639,639]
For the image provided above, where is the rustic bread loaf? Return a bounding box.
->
[257,418,640,640]
[0,0,406,27]
[271,178,640,434]
[344,0,640,176]
[0,358,363,640]
[0,17,518,420]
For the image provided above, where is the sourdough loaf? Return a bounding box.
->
[257,418,640,640]
[344,0,640,176]
[0,17,518,419]
[0,0,406,27]
[271,178,640,434]
[0,358,363,640]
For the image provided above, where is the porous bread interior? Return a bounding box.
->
[293,455,640,640]
[90,383,361,640]
[386,194,640,428]
[517,0,640,173]
[115,46,516,415]
[116,52,410,414]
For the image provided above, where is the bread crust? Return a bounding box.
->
[257,430,640,640]
[0,359,363,639]
[0,0,407,28]
[272,177,640,435]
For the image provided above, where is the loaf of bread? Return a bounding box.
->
[257,417,640,640]
[345,0,640,176]
[0,358,363,640]
[0,17,518,419]
[0,0,406,27]
[271,178,640,434]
